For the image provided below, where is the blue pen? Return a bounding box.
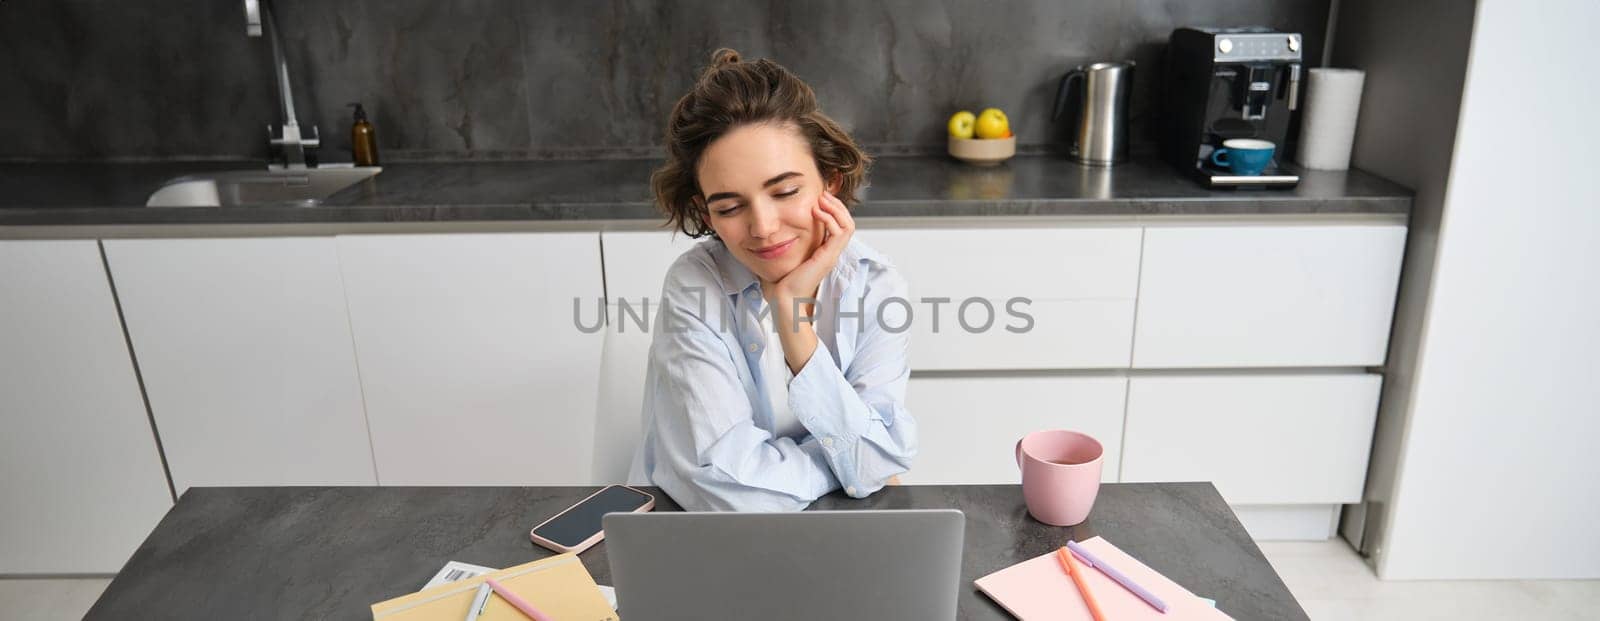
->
[1066,539,1169,613]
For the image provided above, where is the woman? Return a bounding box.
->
[632,49,916,512]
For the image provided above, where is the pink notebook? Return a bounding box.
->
[974,536,1233,621]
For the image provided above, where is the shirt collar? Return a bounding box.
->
[709,240,762,297]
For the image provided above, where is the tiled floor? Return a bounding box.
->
[1258,540,1600,620]
[5,541,1598,619]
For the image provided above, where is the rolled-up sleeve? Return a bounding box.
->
[787,263,917,498]
[643,263,841,512]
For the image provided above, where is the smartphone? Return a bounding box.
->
[529,484,655,554]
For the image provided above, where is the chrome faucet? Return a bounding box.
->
[245,0,319,169]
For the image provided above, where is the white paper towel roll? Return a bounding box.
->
[1296,68,1366,170]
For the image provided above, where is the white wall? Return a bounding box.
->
[1364,0,1600,579]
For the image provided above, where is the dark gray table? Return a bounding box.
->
[85,483,1307,620]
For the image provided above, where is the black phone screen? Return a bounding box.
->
[533,485,653,548]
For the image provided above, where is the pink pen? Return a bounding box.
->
[484,577,554,621]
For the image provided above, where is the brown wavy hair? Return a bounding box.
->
[651,48,871,238]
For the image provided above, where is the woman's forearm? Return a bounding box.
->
[783,337,916,497]
[771,294,818,374]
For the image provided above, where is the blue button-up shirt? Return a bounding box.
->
[633,237,917,511]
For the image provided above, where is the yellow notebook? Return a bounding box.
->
[371,554,617,621]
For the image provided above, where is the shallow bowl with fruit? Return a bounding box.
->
[947,108,1016,166]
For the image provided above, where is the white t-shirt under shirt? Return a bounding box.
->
[756,307,807,440]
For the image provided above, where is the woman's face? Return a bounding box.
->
[696,122,838,284]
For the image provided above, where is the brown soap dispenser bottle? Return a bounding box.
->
[348,102,379,166]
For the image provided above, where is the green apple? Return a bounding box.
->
[947,110,976,139]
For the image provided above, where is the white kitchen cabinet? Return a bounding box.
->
[0,240,173,574]
[1132,224,1406,368]
[858,228,1142,301]
[601,230,707,303]
[103,238,375,492]
[860,228,1141,370]
[338,233,604,485]
[902,299,1133,370]
[901,376,1126,484]
[1120,373,1382,505]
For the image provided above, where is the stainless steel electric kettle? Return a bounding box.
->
[1052,61,1135,166]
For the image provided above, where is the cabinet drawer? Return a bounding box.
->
[858,227,1142,301]
[1120,374,1381,504]
[908,298,1133,370]
[1132,224,1406,368]
[864,227,1141,370]
[902,376,1126,484]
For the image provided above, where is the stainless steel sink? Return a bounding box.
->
[145,165,381,207]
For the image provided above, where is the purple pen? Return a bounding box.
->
[1066,539,1170,613]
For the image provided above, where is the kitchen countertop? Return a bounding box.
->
[0,155,1410,227]
[84,483,1307,620]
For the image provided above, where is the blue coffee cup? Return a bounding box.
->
[1209,138,1276,175]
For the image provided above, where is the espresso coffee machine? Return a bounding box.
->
[1162,27,1303,188]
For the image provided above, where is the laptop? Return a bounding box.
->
[603,509,965,621]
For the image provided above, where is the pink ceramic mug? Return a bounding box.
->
[1015,430,1104,526]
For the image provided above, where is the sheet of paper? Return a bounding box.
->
[420,561,498,590]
